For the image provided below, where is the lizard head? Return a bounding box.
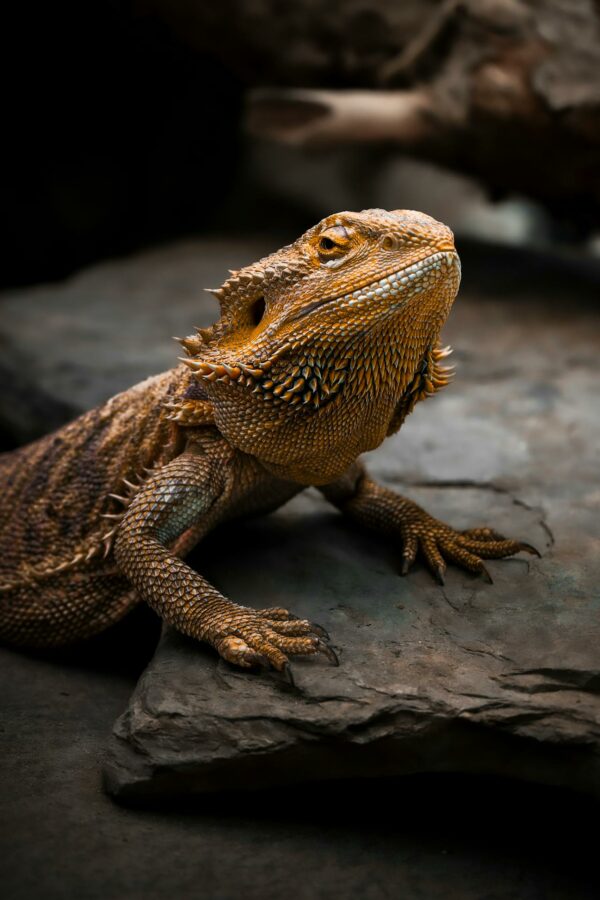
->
[179,209,461,484]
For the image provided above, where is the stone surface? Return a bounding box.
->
[5,643,600,900]
[2,237,600,801]
[104,480,599,799]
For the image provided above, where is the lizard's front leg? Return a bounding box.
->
[319,463,539,584]
[114,450,336,678]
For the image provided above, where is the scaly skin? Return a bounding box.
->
[0,209,538,678]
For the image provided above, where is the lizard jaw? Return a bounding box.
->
[289,249,460,323]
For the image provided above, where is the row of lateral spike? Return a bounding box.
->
[95,469,156,559]
[181,354,345,409]
[412,344,455,396]
[0,470,151,590]
[162,399,214,426]
[178,336,292,388]
[204,269,267,301]
[180,358,269,384]
[176,338,447,406]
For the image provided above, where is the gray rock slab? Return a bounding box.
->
[104,480,600,800]
[2,237,600,799]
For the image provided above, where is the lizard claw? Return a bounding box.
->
[479,563,494,584]
[309,622,331,640]
[519,542,541,558]
[315,638,340,666]
[281,662,296,688]
[248,652,272,670]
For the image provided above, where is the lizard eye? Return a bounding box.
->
[317,226,351,262]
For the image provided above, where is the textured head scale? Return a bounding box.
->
[180,209,461,484]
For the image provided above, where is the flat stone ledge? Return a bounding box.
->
[104,486,600,801]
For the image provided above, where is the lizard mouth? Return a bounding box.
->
[290,250,460,323]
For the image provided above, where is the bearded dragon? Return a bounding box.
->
[0,209,538,680]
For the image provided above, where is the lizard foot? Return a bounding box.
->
[399,512,540,584]
[214,607,338,677]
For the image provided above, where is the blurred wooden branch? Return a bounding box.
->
[141,0,600,223]
[246,89,435,147]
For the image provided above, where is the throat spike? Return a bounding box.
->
[195,327,213,342]
[176,335,204,356]
[179,357,205,370]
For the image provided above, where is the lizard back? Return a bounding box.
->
[0,368,181,645]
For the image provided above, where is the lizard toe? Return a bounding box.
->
[266,617,331,641]
[400,533,418,575]
[216,634,271,669]
[419,536,447,584]
[256,607,298,621]
[454,535,539,559]
[459,526,507,542]
[262,629,339,665]
[437,540,494,581]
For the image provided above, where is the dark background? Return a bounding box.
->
[5,1,598,291]
[3,2,245,288]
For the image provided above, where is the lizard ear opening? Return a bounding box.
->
[250,296,266,326]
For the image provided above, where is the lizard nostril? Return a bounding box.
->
[382,235,396,251]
